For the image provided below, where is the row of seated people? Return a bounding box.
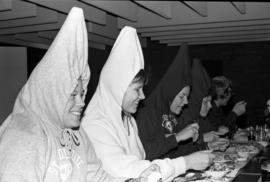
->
[0,7,249,182]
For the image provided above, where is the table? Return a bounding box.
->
[233,146,270,182]
[177,142,269,182]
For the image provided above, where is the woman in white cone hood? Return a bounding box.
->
[81,26,214,181]
[0,7,154,182]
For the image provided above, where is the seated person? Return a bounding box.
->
[175,58,213,156]
[264,99,270,124]
[176,59,228,156]
[205,76,247,135]
[82,26,214,182]
[0,8,153,182]
[135,47,211,159]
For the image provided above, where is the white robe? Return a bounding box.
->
[0,7,123,182]
[82,26,187,182]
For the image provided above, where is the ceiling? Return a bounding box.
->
[1,1,270,50]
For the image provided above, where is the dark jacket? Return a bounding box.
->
[171,58,212,157]
[202,101,238,134]
[136,44,192,160]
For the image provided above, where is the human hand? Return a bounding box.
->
[200,96,212,117]
[232,101,247,116]
[175,123,199,143]
[208,138,230,151]
[203,131,219,142]
[136,164,161,182]
[184,150,215,171]
[218,126,229,135]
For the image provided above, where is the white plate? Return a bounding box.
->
[236,157,247,162]
[205,170,230,179]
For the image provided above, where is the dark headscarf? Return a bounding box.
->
[136,43,192,159]
[168,58,211,157]
[144,43,192,114]
[177,58,211,130]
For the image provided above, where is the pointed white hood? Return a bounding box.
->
[82,26,146,175]
[82,26,187,181]
[1,7,90,136]
[0,7,95,182]
[99,26,144,109]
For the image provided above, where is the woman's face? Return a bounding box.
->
[170,86,190,115]
[122,81,145,114]
[63,79,85,128]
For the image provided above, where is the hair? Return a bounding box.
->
[131,69,148,85]
[209,76,232,100]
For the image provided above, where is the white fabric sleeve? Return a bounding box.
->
[83,124,153,178]
[171,157,187,177]
[152,157,186,182]
[86,138,127,182]
[83,124,186,181]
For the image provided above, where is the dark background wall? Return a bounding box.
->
[0,47,27,123]
[190,42,270,124]
[27,40,270,126]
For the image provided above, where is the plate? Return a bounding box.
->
[236,157,247,162]
[183,172,206,182]
[213,154,235,163]
[205,170,230,179]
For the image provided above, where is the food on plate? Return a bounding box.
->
[247,145,260,153]
[174,172,206,182]
[213,154,235,163]
[237,157,247,162]
[205,170,229,179]
[205,162,233,179]
[237,151,249,158]
[236,145,259,154]
[209,162,234,171]
[226,146,236,153]
[208,138,230,151]
[235,144,260,160]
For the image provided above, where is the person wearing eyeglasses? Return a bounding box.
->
[205,76,247,135]
[264,99,270,125]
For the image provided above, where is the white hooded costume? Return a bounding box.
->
[0,7,124,182]
[81,26,187,182]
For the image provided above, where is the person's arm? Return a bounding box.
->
[224,100,246,133]
[86,137,128,182]
[144,135,178,160]
[136,111,178,160]
[195,116,212,150]
[83,122,186,182]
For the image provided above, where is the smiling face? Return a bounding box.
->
[122,81,145,114]
[170,86,190,115]
[63,78,85,129]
